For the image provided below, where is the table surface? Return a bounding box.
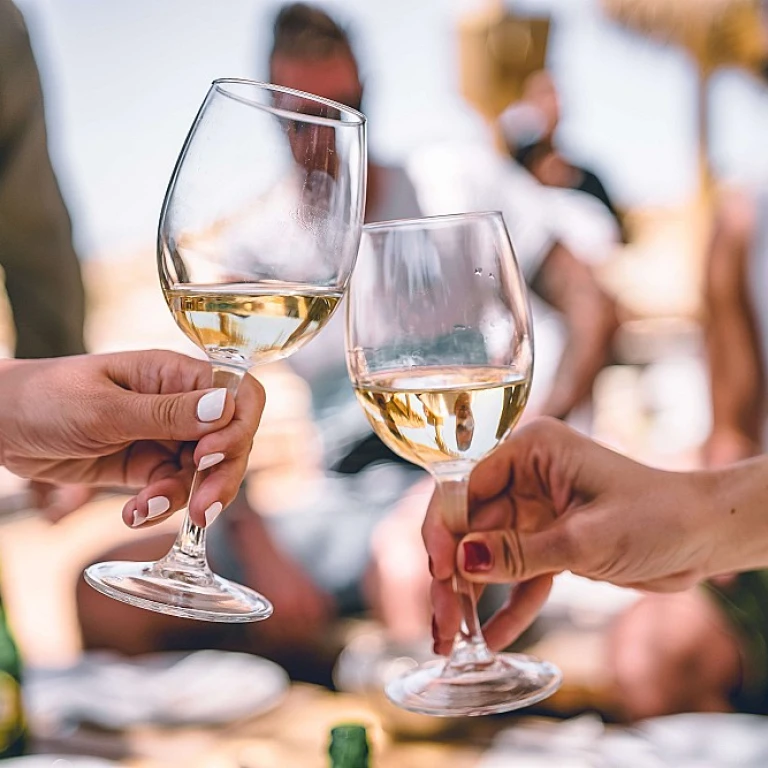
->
[40,683,492,768]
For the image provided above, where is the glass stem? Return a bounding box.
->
[157,365,244,575]
[437,474,495,671]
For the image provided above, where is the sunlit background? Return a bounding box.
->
[14,0,768,257]
[1,0,767,762]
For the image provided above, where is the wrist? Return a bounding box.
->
[0,359,24,467]
[701,457,768,577]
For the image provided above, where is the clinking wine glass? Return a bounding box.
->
[85,79,366,622]
[346,212,561,715]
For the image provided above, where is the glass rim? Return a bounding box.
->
[211,78,366,128]
[362,210,504,233]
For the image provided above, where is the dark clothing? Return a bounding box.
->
[516,139,627,244]
[707,572,768,714]
[574,167,624,239]
[0,0,85,358]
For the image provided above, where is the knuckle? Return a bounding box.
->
[498,530,524,578]
[224,423,254,457]
[251,377,267,408]
[242,375,266,407]
[527,416,564,440]
[154,396,180,436]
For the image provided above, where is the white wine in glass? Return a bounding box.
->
[85,79,366,622]
[164,282,343,365]
[346,212,561,716]
[353,365,530,466]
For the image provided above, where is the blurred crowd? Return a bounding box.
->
[2,0,768,728]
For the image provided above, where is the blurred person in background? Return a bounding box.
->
[252,2,615,646]
[498,69,627,243]
[409,134,618,424]
[1,0,90,518]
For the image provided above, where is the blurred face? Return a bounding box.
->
[270,52,363,177]
[522,71,560,137]
[270,52,363,111]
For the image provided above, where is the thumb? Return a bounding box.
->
[457,527,571,583]
[112,386,234,442]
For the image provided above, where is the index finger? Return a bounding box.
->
[422,490,458,582]
[104,350,213,394]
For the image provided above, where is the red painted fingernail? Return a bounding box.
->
[463,540,493,572]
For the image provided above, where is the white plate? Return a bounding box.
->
[634,713,768,766]
[25,650,289,730]
[3,758,116,768]
[480,713,768,768]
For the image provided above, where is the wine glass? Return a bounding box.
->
[85,79,366,622]
[346,212,561,715]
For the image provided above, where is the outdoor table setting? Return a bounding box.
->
[14,654,768,768]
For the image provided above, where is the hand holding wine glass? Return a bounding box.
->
[346,212,560,716]
[85,79,366,622]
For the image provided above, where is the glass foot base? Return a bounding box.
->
[84,560,273,623]
[385,652,562,717]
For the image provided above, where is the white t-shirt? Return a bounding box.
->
[288,164,424,465]
[407,143,554,283]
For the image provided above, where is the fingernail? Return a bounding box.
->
[428,556,435,578]
[198,452,225,471]
[205,501,223,527]
[463,540,493,573]
[431,615,438,641]
[131,508,147,527]
[147,496,170,520]
[197,388,227,422]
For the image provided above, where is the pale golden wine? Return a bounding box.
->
[164,282,342,367]
[353,366,530,467]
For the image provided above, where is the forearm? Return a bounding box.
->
[703,456,768,576]
[704,192,764,462]
[541,300,615,418]
[705,315,763,458]
[533,243,617,419]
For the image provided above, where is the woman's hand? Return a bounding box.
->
[0,350,265,528]
[424,418,727,655]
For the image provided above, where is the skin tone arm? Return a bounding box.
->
[0,351,265,528]
[424,418,768,654]
[531,242,618,420]
[704,191,765,466]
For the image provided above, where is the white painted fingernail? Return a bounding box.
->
[131,508,147,527]
[147,496,170,520]
[198,452,225,471]
[197,388,227,422]
[204,501,223,527]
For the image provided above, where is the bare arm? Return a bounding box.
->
[530,242,618,419]
[704,192,764,466]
